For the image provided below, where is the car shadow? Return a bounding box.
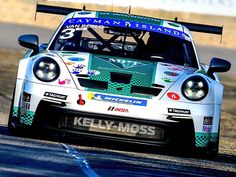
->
[0,124,236,177]
[0,124,236,164]
[0,124,9,136]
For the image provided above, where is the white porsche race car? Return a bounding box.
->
[8,4,231,156]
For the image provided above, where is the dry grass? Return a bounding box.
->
[0,0,236,48]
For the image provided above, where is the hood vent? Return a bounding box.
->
[78,78,108,90]
[110,72,132,84]
[131,86,162,96]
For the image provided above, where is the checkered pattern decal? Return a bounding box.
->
[87,55,156,98]
[195,132,218,147]
[12,106,19,117]
[20,110,35,125]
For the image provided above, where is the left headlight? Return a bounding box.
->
[181,76,208,101]
[33,57,60,82]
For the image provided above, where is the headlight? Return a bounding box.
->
[33,57,60,82]
[182,76,208,101]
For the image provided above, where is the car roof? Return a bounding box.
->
[62,11,193,41]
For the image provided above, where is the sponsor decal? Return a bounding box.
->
[108,106,129,113]
[203,117,213,125]
[164,71,179,76]
[72,69,100,76]
[87,70,100,76]
[65,25,104,30]
[44,92,67,100]
[21,102,30,110]
[22,92,31,110]
[65,61,75,65]
[168,108,191,115]
[167,92,180,100]
[202,125,212,133]
[88,93,147,106]
[98,56,147,69]
[68,57,85,62]
[98,11,162,25]
[162,77,175,83]
[72,117,157,137]
[77,94,85,105]
[72,69,81,74]
[23,92,31,102]
[168,67,182,71]
[73,64,86,69]
[63,18,189,40]
[58,79,71,85]
[90,56,151,76]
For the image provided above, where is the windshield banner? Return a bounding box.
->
[63,18,190,40]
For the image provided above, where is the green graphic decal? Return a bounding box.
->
[162,77,175,83]
[97,12,163,26]
[20,110,35,125]
[99,57,147,69]
[87,55,157,98]
[195,132,218,148]
[168,22,180,28]
[12,106,19,117]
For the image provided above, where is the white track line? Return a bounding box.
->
[62,143,100,177]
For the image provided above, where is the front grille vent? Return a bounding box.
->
[78,78,108,90]
[110,72,132,84]
[131,86,162,96]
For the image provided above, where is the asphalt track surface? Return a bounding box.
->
[0,22,236,177]
[0,127,236,177]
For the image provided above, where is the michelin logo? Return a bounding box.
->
[88,93,147,106]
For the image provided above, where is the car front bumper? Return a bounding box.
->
[14,81,220,153]
[29,100,195,150]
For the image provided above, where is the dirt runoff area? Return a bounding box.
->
[0,49,235,156]
[0,0,236,49]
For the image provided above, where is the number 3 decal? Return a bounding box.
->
[60,28,75,39]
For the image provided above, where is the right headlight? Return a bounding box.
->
[33,57,60,82]
[181,76,208,101]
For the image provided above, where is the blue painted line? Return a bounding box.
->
[62,144,100,177]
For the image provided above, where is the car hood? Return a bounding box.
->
[53,51,196,99]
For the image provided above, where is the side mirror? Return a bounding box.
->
[18,34,39,54]
[207,58,231,78]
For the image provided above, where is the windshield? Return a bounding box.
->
[49,17,198,68]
